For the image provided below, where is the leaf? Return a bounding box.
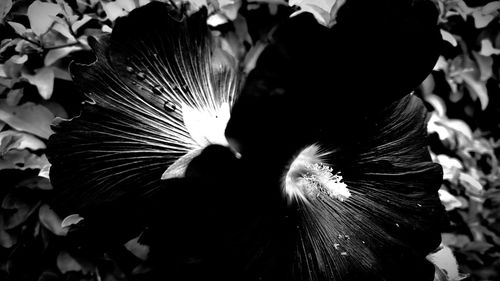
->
[482,1,500,14]
[438,189,463,211]
[71,14,91,32]
[0,0,12,21]
[0,149,49,171]
[44,46,80,66]
[290,2,331,26]
[426,245,460,281]
[56,251,83,273]
[6,88,24,106]
[7,21,27,35]
[124,236,150,261]
[0,229,17,248]
[462,241,494,254]
[27,0,63,36]
[38,164,51,179]
[441,29,458,47]
[22,67,55,100]
[38,204,68,236]
[101,0,136,21]
[15,177,52,190]
[472,11,495,28]
[472,51,493,81]
[3,54,28,78]
[0,101,55,139]
[461,70,489,110]
[0,130,46,154]
[442,233,471,248]
[61,214,84,228]
[479,39,500,56]
[458,172,483,196]
[219,0,241,20]
[1,191,41,229]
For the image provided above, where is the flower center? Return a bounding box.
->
[284,145,351,203]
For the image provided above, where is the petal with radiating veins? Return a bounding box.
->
[47,2,238,216]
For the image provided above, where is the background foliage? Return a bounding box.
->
[0,0,499,280]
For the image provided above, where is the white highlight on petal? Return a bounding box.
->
[181,102,231,147]
[284,144,350,203]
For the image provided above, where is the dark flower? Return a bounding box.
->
[47,1,448,281]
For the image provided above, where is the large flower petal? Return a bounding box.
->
[47,2,238,216]
[150,96,446,281]
[226,0,442,156]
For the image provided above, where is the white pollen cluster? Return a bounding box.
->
[284,145,351,203]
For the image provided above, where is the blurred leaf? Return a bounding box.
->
[71,15,91,32]
[0,130,46,153]
[39,204,68,236]
[2,54,28,78]
[28,1,63,36]
[479,39,500,56]
[61,214,84,228]
[471,51,493,82]
[461,70,489,110]
[1,190,41,229]
[124,235,150,261]
[463,241,494,254]
[101,0,136,21]
[16,177,52,191]
[290,1,331,26]
[6,89,24,106]
[458,172,483,196]
[0,101,55,139]
[472,11,495,28]
[0,229,16,248]
[56,251,82,274]
[0,149,49,171]
[442,233,471,248]
[219,0,241,20]
[439,189,463,211]
[7,22,27,35]
[44,46,80,66]
[22,67,55,100]
[441,29,458,47]
[426,245,461,281]
[38,164,51,180]
[0,0,12,22]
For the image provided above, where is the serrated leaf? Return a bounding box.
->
[0,101,54,139]
[27,0,63,36]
